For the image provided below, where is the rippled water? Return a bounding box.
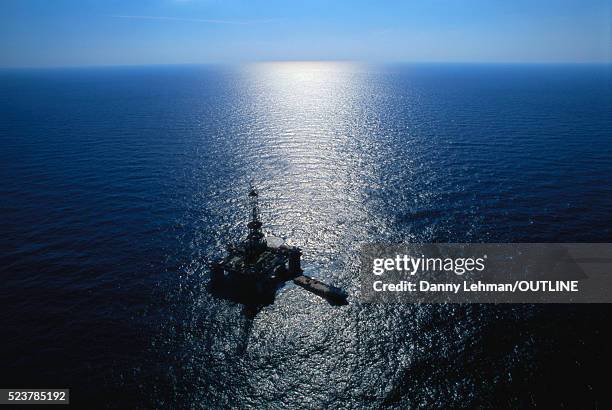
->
[1,63,611,408]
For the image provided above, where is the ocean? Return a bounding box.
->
[1,62,611,408]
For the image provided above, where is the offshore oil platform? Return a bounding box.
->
[209,188,348,312]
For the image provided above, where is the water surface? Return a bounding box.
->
[1,63,611,408]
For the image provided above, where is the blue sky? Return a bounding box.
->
[1,0,610,67]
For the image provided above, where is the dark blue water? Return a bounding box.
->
[1,63,611,408]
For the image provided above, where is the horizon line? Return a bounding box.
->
[1,60,611,70]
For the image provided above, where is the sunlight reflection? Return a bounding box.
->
[241,62,369,258]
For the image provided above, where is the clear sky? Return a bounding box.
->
[1,0,610,67]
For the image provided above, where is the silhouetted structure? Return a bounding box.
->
[209,187,347,314]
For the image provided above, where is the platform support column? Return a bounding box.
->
[288,247,302,275]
